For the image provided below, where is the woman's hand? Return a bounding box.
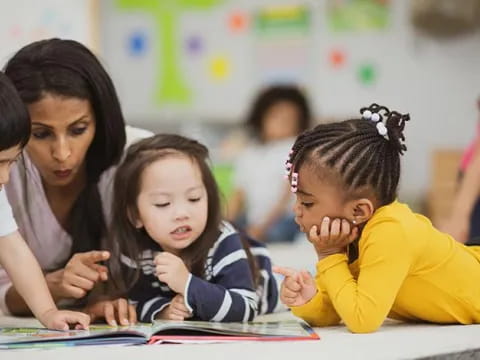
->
[156,295,192,321]
[84,298,137,327]
[47,251,110,300]
[308,217,358,260]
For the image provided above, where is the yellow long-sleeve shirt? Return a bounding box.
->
[292,201,480,333]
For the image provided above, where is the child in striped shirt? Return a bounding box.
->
[106,134,279,323]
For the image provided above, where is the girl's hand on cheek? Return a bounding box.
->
[308,217,358,260]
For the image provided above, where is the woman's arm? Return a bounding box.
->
[441,142,480,243]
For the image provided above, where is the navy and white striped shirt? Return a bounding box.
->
[123,222,280,323]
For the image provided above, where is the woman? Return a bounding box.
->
[1,38,152,325]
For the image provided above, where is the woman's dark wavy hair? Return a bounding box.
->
[288,104,409,206]
[107,134,259,294]
[246,85,312,142]
[0,72,30,151]
[4,38,126,256]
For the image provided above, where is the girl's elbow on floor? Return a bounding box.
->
[345,319,383,334]
[316,321,341,328]
[300,315,341,328]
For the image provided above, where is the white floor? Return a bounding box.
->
[267,235,318,273]
[3,241,480,359]
[2,312,480,359]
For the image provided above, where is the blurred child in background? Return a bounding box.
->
[227,85,312,243]
[442,97,480,244]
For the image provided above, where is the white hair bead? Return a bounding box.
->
[362,110,372,120]
[371,113,381,122]
[376,122,388,136]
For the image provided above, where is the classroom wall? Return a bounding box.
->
[0,0,97,66]
[98,0,480,210]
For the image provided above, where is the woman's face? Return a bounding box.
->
[27,94,96,188]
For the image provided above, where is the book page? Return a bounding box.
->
[152,320,314,337]
[0,324,152,347]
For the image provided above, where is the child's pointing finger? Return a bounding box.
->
[273,266,297,278]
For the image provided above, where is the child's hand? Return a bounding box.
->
[156,295,192,321]
[273,266,317,307]
[39,308,90,331]
[308,217,358,260]
[154,252,191,294]
[84,298,137,327]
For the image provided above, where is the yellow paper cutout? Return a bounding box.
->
[209,55,231,80]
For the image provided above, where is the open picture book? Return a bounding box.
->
[0,319,319,349]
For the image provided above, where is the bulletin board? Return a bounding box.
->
[0,0,98,68]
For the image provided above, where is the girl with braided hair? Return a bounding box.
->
[274,104,480,333]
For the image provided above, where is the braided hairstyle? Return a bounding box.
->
[286,103,409,206]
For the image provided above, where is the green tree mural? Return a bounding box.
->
[117,0,224,104]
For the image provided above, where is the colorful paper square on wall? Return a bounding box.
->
[327,0,390,32]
